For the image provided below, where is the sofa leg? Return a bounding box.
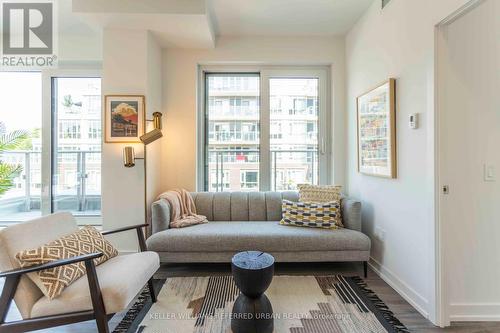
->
[148,278,157,303]
[363,261,368,278]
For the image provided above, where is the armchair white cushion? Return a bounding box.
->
[31,251,159,317]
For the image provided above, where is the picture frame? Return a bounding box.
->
[357,79,397,178]
[104,95,145,143]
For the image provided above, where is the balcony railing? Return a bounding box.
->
[208,131,259,143]
[0,150,101,222]
[207,148,318,192]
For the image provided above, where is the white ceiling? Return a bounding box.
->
[210,0,374,36]
[69,0,374,49]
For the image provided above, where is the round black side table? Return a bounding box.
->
[231,251,275,333]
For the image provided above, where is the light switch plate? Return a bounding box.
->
[409,113,418,129]
[484,164,496,182]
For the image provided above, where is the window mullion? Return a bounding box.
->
[41,70,53,215]
[317,72,329,185]
[259,71,271,191]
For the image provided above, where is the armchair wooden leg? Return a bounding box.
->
[0,275,20,325]
[84,260,109,333]
[363,261,368,278]
[148,278,157,303]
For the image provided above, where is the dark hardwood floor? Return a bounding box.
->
[1,262,499,332]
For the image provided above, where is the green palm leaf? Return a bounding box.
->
[0,130,29,152]
[0,162,22,196]
[0,130,29,197]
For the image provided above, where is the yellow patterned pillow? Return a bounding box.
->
[16,226,118,299]
[280,200,342,229]
[297,184,342,203]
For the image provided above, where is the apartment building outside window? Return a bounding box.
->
[201,67,329,192]
[52,77,102,216]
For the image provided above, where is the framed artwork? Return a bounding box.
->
[357,79,397,178]
[104,95,145,143]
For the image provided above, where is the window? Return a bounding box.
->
[240,170,259,190]
[87,120,101,139]
[52,77,102,216]
[210,170,230,192]
[59,120,81,139]
[205,74,260,192]
[0,72,42,223]
[0,72,101,225]
[202,68,328,192]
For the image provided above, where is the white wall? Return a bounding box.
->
[439,0,500,322]
[145,33,163,226]
[345,0,471,324]
[160,36,346,191]
[58,0,102,62]
[101,29,162,251]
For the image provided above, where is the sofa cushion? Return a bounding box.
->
[298,184,342,202]
[30,251,159,318]
[146,221,370,253]
[280,200,342,229]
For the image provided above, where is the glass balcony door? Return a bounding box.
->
[51,77,102,216]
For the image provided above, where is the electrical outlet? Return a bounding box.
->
[374,227,386,241]
[484,164,496,182]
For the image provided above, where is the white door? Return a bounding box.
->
[438,0,500,322]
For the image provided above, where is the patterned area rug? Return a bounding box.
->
[114,275,409,333]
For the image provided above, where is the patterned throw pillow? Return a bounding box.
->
[280,200,342,229]
[16,226,118,299]
[297,184,342,203]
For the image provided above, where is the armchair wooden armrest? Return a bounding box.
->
[0,252,104,278]
[100,223,148,236]
[0,252,108,332]
[101,223,149,252]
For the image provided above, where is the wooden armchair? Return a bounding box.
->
[0,212,160,333]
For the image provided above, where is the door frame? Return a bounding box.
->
[434,0,486,326]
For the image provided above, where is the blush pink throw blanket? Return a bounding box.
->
[157,189,208,228]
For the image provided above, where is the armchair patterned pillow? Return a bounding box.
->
[16,226,118,299]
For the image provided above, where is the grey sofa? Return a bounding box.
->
[146,191,370,275]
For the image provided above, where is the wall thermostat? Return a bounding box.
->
[409,113,418,129]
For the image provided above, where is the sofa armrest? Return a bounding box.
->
[151,199,171,234]
[341,197,362,232]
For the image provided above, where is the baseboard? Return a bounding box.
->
[449,303,500,321]
[368,257,429,319]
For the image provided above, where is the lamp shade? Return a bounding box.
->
[153,112,162,130]
[123,146,135,167]
[140,128,162,145]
